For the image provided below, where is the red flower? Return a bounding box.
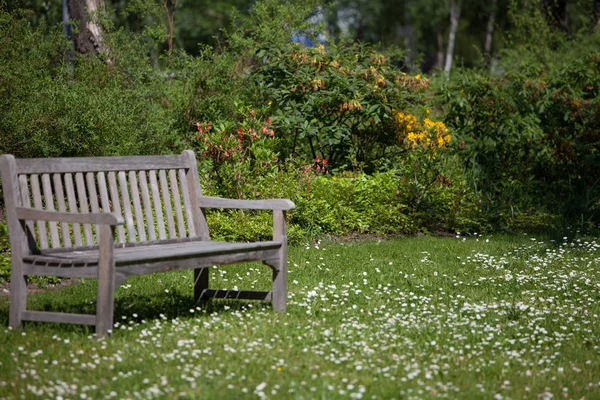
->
[262,126,268,134]
[322,159,328,166]
[315,156,321,163]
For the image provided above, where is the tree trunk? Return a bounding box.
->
[484,0,497,57]
[65,0,107,55]
[594,0,600,29]
[436,31,444,70]
[444,0,462,73]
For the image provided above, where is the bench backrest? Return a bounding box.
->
[0,150,209,254]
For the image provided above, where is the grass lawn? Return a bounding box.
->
[0,232,599,399]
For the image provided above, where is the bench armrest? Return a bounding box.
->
[16,207,124,225]
[199,196,295,211]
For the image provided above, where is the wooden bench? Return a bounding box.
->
[0,150,293,337]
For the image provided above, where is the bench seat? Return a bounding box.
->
[24,240,282,267]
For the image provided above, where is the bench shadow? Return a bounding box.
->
[0,286,271,335]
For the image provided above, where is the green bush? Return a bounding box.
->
[0,9,184,158]
[437,18,600,224]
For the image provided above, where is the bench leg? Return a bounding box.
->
[194,267,209,304]
[272,256,287,313]
[96,225,115,338]
[9,260,27,330]
[272,209,288,312]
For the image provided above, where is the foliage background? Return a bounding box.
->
[0,0,599,280]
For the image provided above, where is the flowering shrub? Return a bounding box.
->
[234,15,438,172]
[393,110,451,150]
[439,41,600,223]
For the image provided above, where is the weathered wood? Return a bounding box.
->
[22,311,96,325]
[182,150,209,240]
[1,150,294,335]
[129,171,146,242]
[118,171,136,241]
[178,169,196,237]
[41,174,60,248]
[200,196,295,210]
[86,173,101,246]
[115,248,281,277]
[169,169,186,238]
[159,170,176,239]
[139,171,156,241]
[53,174,72,247]
[96,224,115,338]
[107,172,126,243]
[24,264,99,278]
[199,289,272,301]
[0,155,28,329]
[24,240,281,265]
[75,172,94,245]
[64,173,83,247]
[18,175,36,250]
[272,209,288,312]
[16,154,189,174]
[30,174,49,249]
[149,170,166,240]
[17,207,124,225]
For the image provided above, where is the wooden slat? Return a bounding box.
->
[129,171,146,242]
[159,170,176,239]
[18,175,36,246]
[18,175,31,208]
[86,173,100,214]
[75,172,94,245]
[53,174,71,247]
[200,196,295,210]
[22,310,96,326]
[86,172,100,246]
[178,169,195,237]
[118,171,136,241]
[107,172,126,243]
[41,174,60,248]
[15,154,189,174]
[149,171,166,240]
[138,171,156,241]
[97,172,110,213]
[170,169,186,238]
[16,207,123,225]
[30,174,48,249]
[24,264,99,278]
[64,173,83,247]
[199,289,272,301]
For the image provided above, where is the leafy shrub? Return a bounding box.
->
[438,19,600,224]
[0,9,183,159]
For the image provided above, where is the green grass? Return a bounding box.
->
[1,233,600,399]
